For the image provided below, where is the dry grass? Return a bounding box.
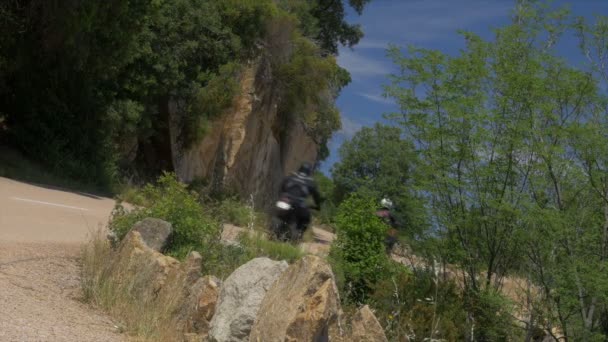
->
[80,229,189,341]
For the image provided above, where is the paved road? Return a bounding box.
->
[0,177,116,243]
[0,176,123,341]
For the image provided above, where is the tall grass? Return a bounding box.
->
[212,196,269,232]
[80,229,187,341]
[239,233,303,263]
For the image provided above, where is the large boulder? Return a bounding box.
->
[208,257,288,342]
[178,275,222,340]
[111,219,181,298]
[130,218,173,252]
[249,255,341,342]
[349,305,388,342]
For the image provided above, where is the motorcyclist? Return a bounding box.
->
[375,197,399,253]
[276,162,322,235]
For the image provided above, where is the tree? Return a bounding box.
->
[278,0,371,55]
[331,123,423,234]
[309,0,371,54]
[0,0,352,186]
[384,2,608,340]
[0,0,155,186]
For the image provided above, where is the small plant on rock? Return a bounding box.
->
[109,172,219,257]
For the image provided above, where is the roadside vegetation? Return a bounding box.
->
[9,0,608,340]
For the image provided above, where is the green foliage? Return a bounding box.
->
[192,232,303,280]
[109,172,219,255]
[239,233,303,263]
[273,32,345,154]
[370,269,467,342]
[217,0,277,57]
[0,146,107,195]
[184,62,242,146]
[313,171,338,223]
[330,194,389,301]
[381,2,608,339]
[0,0,365,187]
[0,0,152,187]
[331,123,425,235]
[213,197,255,228]
[307,0,371,54]
[468,289,518,341]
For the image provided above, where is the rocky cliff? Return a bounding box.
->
[169,62,319,208]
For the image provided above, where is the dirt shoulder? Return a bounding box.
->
[0,242,124,342]
[0,177,123,341]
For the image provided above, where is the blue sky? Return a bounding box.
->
[319,0,608,174]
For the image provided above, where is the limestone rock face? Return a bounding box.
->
[170,64,318,209]
[208,257,288,342]
[349,305,388,342]
[249,255,341,342]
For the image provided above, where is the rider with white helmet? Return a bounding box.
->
[376,196,398,253]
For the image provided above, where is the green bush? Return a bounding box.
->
[313,171,338,224]
[466,289,518,341]
[186,232,303,280]
[215,197,254,227]
[330,194,390,302]
[239,233,303,263]
[370,268,467,341]
[109,172,219,256]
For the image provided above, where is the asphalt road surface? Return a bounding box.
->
[0,176,124,341]
[0,177,116,243]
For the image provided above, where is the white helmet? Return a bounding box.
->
[380,198,393,209]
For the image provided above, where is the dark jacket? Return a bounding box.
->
[278,172,321,208]
[375,208,398,229]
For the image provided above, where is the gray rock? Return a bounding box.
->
[130,218,173,252]
[208,257,288,342]
[249,255,341,342]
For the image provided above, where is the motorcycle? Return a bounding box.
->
[270,196,318,243]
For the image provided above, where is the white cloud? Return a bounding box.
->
[338,115,363,138]
[358,92,394,105]
[337,49,391,79]
[338,1,510,79]
[356,38,390,50]
[359,0,511,45]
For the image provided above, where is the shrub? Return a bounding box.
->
[109,172,219,256]
[215,197,255,228]
[239,233,303,263]
[330,194,390,302]
[370,268,467,342]
[313,171,338,224]
[172,230,303,280]
[466,289,518,341]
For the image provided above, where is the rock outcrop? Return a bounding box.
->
[169,64,319,208]
[178,275,222,340]
[105,219,396,342]
[249,255,341,342]
[113,220,180,296]
[208,257,288,342]
[130,217,173,252]
[349,305,388,342]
